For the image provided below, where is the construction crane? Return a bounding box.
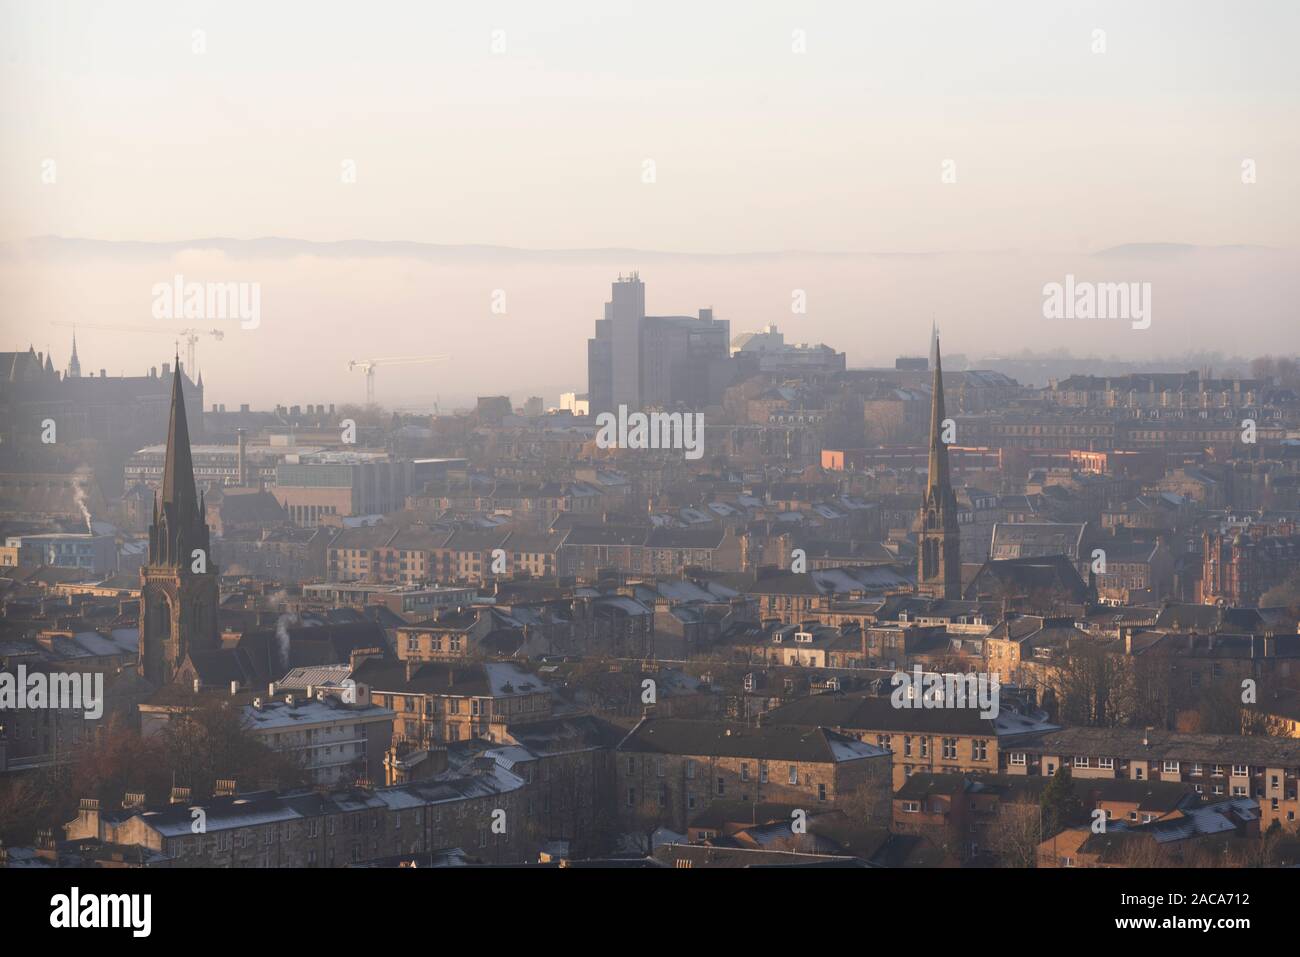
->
[347,355,449,404]
[51,321,224,373]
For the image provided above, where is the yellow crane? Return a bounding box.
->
[347,354,450,404]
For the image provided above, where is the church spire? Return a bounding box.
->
[140,357,218,686]
[161,358,199,522]
[917,335,961,600]
[927,336,950,493]
[67,329,81,378]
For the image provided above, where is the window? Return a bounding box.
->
[1009,752,1026,767]
[902,801,920,813]
[626,788,635,807]
[1232,765,1248,777]
[759,763,768,784]
[1162,760,1179,774]
[716,777,725,796]
[903,736,913,758]
[656,757,665,778]
[942,738,957,760]
[973,740,988,762]
[685,759,695,780]
[1098,757,1114,770]
[818,784,827,802]
[1075,756,1090,769]
[788,765,798,785]
[919,738,929,758]
[740,763,750,782]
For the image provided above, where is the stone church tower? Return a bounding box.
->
[139,360,219,685]
[917,338,962,599]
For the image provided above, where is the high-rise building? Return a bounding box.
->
[139,360,220,686]
[587,274,735,414]
[917,338,961,599]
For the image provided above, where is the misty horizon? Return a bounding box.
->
[3,235,1296,409]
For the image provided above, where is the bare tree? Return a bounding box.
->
[982,802,1043,868]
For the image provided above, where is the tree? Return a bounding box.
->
[1,699,310,845]
[983,801,1043,868]
[1050,642,1131,727]
[1039,767,1084,839]
[1260,569,1300,617]
[158,697,305,796]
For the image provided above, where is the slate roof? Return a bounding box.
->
[1020,727,1300,766]
[617,718,888,763]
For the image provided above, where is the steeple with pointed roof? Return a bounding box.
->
[140,359,219,686]
[148,360,210,566]
[66,330,81,378]
[917,336,961,599]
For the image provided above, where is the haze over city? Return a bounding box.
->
[3,1,1300,917]
[2,0,1298,406]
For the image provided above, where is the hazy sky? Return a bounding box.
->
[2,1,1297,406]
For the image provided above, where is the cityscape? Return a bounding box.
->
[1,0,1297,938]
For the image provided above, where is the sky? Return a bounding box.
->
[1,0,1297,407]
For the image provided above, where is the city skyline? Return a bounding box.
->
[3,0,1298,916]
[2,1,1298,405]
